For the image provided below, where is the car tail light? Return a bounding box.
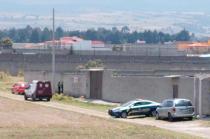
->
[172,107,176,112]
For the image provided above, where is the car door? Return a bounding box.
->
[140,101,153,114]
[158,100,168,118]
[162,100,174,117]
[129,102,143,116]
[25,84,32,97]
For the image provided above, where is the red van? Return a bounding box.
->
[24,80,52,101]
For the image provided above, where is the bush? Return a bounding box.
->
[0,72,9,81]
[53,94,73,102]
[17,70,24,77]
[84,59,104,69]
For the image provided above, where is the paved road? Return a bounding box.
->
[0,92,209,139]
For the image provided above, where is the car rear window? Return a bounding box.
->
[175,100,192,107]
[121,101,134,107]
[141,102,152,105]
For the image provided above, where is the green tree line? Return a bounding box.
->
[0,25,191,44]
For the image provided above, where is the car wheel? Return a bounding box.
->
[188,117,193,121]
[32,94,36,101]
[145,114,150,117]
[121,112,127,118]
[156,112,160,120]
[151,111,156,117]
[24,94,28,100]
[168,113,173,122]
[46,97,50,101]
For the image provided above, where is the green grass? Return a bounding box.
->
[52,94,116,112]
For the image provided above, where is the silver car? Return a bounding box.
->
[156,98,194,121]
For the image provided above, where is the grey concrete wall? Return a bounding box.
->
[24,71,63,92]
[178,78,194,102]
[201,79,210,115]
[63,72,89,98]
[2,53,210,75]
[102,71,173,103]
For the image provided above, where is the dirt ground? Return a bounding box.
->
[0,96,200,139]
[0,91,208,139]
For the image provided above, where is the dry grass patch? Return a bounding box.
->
[0,97,200,139]
[52,94,116,112]
[0,72,24,92]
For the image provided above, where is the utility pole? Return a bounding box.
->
[52,8,55,93]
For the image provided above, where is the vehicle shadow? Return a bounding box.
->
[160,118,194,122]
[26,99,50,102]
[128,116,194,122]
[128,115,148,119]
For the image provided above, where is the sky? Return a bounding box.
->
[0,0,210,14]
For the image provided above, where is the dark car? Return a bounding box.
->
[24,80,52,101]
[108,99,160,118]
[11,82,28,95]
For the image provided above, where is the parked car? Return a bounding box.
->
[108,99,160,118]
[24,80,52,101]
[156,98,195,121]
[11,82,28,95]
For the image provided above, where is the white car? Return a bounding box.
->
[156,98,195,121]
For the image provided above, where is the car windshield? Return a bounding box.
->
[121,101,134,107]
[175,100,192,107]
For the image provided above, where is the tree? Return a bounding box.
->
[55,27,64,40]
[175,29,190,41]
[121,26,130,33]
[41,27,51,42]
[0,37,13,49]
[30,28,41,43]
[84,59,104,69]
[0,25,193,45]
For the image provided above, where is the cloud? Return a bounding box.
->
[0,0,210,14]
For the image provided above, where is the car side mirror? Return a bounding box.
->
[25,85,30,89]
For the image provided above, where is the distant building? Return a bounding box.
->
[177,40,210,54]
[136,40,146,44]
[44,36,111,51]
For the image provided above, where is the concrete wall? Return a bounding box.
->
[178,78,194,102]
[24,71,63,92]
[2,53,210,75]
[201,79,210,115]
[63,72,89,98]
[102,71,173,103]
